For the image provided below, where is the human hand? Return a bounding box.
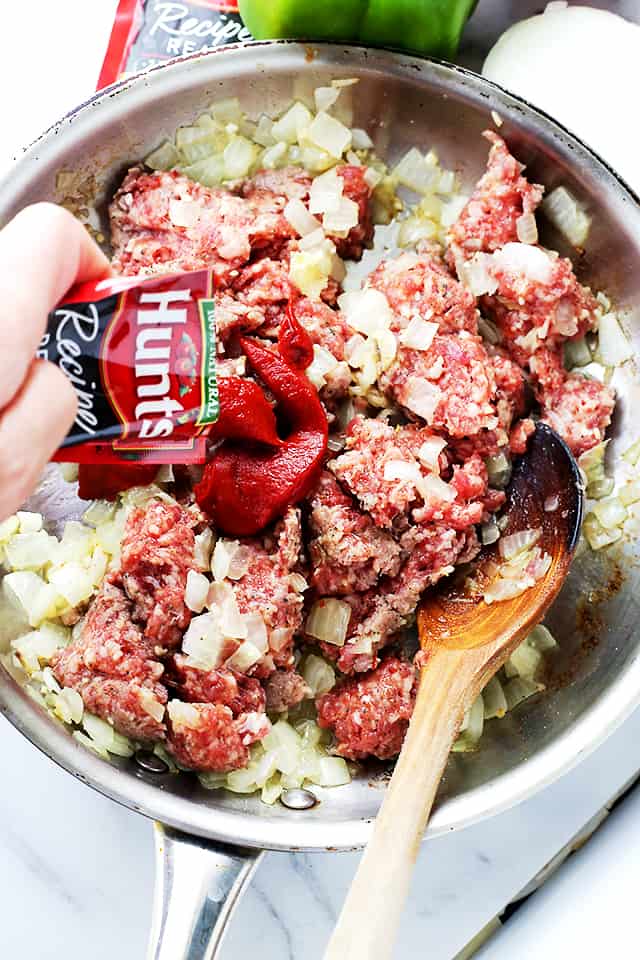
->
[0,203,110,519]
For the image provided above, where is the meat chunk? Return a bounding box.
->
[242,164,373,260]
[532,348,615,456]
[166,701,269,772]
[51,581,167,741]
[120,499,196,651]
[478,243,599,365]
[326,525,477,674]
[110,167,295,282]
[307,471,403,595]
[447,131,543,266]
[263,669,310,713]
[168,654,266,715]
[380,333,500,440]
[215,508,305,672]
[329,418,501,535]
[368,248,478,335]
[317,657,416,760]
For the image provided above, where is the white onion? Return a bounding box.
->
[211,539,239,581]
[309,167,343,214]
[322,196,359,237]
[194,528,214,571]
[593,496,628,531]
[492,243,554,284]
[254,114,275,146]
[182,612,226,670]
[269,627,291,653]
[306,344,339,389]
[352,128,373,149]
[363,167,382,190]
[400,317,438,352]
[288,572,308,593]
[338,288,394,336]
[584,512,622,551]
[404,378,441,423]
[167,700,200,728]
[302,654,336,696]
[375,328,398,371]
[298,228,327,253]
[168,199,201,228]
[457,254,498,296]
[383,459,422,485]
[481,519,501,545]
[620,479,640,507]
[225,640,262,673]
[306,598,351,646]
[516,212,539,244]
[5,531,56,571]
[284,198,321,236]
[208,582,247,639]
[307,111,352,158]
[271,101,313,144]
[418,473,457,504]
[289,245,333,300]
[243,612,269,654]
[16,512,43,533]
[499,528,541,560]
[541,186,591,247]
[261,142,287,169]
[185,570,210,613]
[483,4,640,196]
[416,436,447,471]
[597,312,633,366]
[318,757,350,787]
[393,148,439,194]
[314,86,339,112]
[47,562,94,607]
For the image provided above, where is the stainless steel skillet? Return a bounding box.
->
[1,41,640,959]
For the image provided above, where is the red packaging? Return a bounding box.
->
[98,0,252,89]
[41,270,219,465]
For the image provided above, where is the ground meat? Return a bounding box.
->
[51,581,167,741]
[263,669,310,713]
[307,471,403,595]
[317,657,416,760]
[242,164,373,259]
[329,417,501,535]
[220,508,305,672]
[446,131,543,266]
[215,257,291,342]
[327,525,477,674]
[110,167,295,282]
[289,297,353,360]
[532,348,615,456]
[380,333,500,440]
[168,654,266,715]
[120,499,196,651]
[480,244,599,365]
[368,248,478,335]
[166,701,269,772]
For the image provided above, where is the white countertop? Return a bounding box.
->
[2,3,640,958]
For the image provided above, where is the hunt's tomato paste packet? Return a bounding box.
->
[41,269,219,464]
[98,0,252,89]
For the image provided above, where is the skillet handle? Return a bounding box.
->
[148,822,263,960]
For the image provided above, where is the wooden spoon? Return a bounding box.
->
[324,423,584,960]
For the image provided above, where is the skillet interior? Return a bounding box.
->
[0,42,639,851]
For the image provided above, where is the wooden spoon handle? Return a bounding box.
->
[323,648,474,960]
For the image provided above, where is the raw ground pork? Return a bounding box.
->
[59,129,616,767]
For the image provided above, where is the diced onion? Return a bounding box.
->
[352,128,373,149]
[314,86,339,112]
[284,198,321,236]
[596,312,633,366]
[506,642,542,679]
[481,518,501,545]
[306,598,351,647]
[416,437,447,471]
[47,562,94,607]
[404,378,441,423]
[623,439,640,466]
[516,212,539,244]
[527,625,558,652]
[418,473,457,504]
[243,612,268,654]
[504,676,544,711]
[185,570,210,613]
[338,288,394,336]
[211,539,238,581]
[486,451,512,488]
[194,528,215,571]
[182,613,226,670]
[322,196,359,237]
[584,512,622,551]
[541,186,591,247]
[383,459,422,485]
[309,167,343,214]
[289,245,334,300]
[482,677,508,719]
[17,511,43,533]
[302,654,336,697]
[226,640,263,673]
[308,112,352,158]
[620,479,640,506]
[5,531,56,571]
[317,757,350,787]
[593,496,627,530]
[223,136,258,179]
[271,101,313,144]
[393,148,439,194]
[499,528,541,560]
[400,317,438,352]
[168,199,201,228]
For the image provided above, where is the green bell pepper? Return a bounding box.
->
[238,0,478,60]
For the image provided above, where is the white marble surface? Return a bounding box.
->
[2,3,640,958]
